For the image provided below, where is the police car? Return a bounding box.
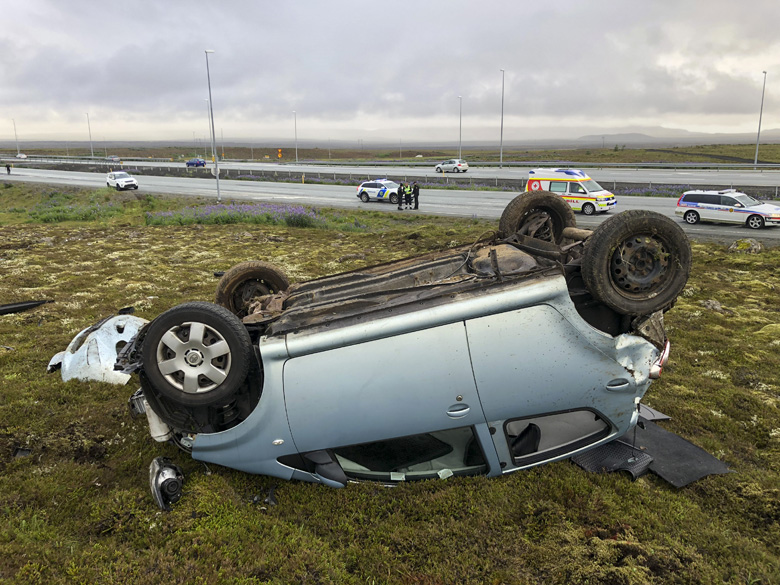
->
[356,179,401,205]
[675,189,780,229]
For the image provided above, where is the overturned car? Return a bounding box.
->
[118,193,691,488]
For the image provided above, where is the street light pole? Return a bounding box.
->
[205,99,214,162]
[85,113,94,158]
[204,49,221,202]
[293,110,298,163]
[458,96,462,159]
[754,70,768,168]
[12,119,19,155]
[499,69,505,168]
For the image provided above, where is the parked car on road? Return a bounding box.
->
[186,158,207,168]
[105,155,121,162]
[15,153,27,159]
[675,189,780,229]
[118,192,690,499]
[106,171,138,191]
[435,159,469,173]
[356,178,400,204]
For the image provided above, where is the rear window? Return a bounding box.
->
[682,193,720,204]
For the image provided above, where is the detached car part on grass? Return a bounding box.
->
[118,192,691,489]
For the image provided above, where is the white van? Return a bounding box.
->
[526,168,616,215]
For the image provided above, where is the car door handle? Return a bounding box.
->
[606,379,631,392]
[446,403,470,418]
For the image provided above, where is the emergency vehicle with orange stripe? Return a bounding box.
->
[526,168,617,215]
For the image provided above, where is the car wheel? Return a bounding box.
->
[581,210,691,316]
[436,167,443,173]
[454,167,460,173]
[360,192,369,203]
[683,210,700,225]
[498,191,577,244]
[582,202,596,216]
[106,182,110,187]
[389,193,399,205]
[141,301,252,408]
[215,261,290,318]
[746,215,765,229]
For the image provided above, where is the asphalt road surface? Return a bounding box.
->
[4,167,779,246]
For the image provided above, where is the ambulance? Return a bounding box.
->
[526,168,617,215]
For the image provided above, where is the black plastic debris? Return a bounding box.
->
[13,447,32,458]
[571,440,653,480]
[638,404,671,422]
[627,419,731,488]
[0,300,54,316]
[573,416,731,488]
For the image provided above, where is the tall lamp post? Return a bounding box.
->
[458,95,462,159]
[754,70,768,168]
[204,49,221,202]
[499,69,505,168]
[85,113,94,158]
[293,110,298,163]
[204,99,214,162]
[12,119,19,155]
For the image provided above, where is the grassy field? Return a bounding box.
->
[1,184,778,584]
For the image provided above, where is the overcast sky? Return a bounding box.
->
[2,0,779,146]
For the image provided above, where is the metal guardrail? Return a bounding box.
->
[0,155,173,164]
[279,160,780,171]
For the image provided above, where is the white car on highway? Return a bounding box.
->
[435,159,469,173]
[675,189,780,229]
[106,171,139,191]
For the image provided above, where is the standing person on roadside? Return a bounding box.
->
[5,164,10,175]
[404,182,412,208]
[397,182,405,210]
[412,182,419,210]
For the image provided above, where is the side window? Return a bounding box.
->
[332,426,487,482]
[720,197,741,207]
[505,409,610,466]
[682,194,701,204]
[569,183,586,194]
[549,182,567,193]
[700,194,720,205]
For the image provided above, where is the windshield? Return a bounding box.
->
[114,172,130,179]
[734,194,761,207]
[382,181,400,189]
[582,179,605,193]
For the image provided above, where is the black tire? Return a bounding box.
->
[746,215,765,229]
[498,191,577,244]
[454,167,460,173]
[582,202,596,216]
[215,261,290,318]
[141,301,252,408]
[389,192,399,205]
[436,167,443,173]
[115,185,121,191]
[106,182,110,187]
[581,210,691,316]
[360,192,369,203]
[683,210,699,225]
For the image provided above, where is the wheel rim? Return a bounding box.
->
[609,234,672,298]
[518,209,557,242]
[748,216,763,229]
[156,321,231,394]
[583,203,595,215]
[685,212,697,224]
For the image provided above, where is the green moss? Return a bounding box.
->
[0,186,779,583]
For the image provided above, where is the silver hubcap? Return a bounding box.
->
[156,321,231,393]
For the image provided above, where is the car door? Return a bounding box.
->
[283,322,487,456]
[719,195,745,224]
[465,304,638,470]
[697,193,722,222]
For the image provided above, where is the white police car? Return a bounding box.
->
[675,189,780,229]
[356,179,400,205]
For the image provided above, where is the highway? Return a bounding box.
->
[3,166,779,245]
